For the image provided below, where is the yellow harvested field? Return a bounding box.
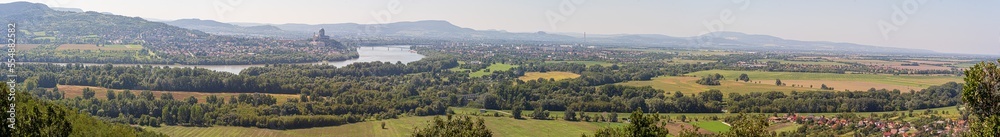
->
[518,71,581,81]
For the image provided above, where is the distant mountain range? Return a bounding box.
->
[162,19,309,39]
[159,19,935,54]
[51,7,115,15]
[5,1,935,54]
[0,2,211,45]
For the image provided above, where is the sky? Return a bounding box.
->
[5,0,999,55]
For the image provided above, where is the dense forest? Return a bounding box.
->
[0,84,166,136]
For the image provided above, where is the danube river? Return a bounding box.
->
[29,45,424,74]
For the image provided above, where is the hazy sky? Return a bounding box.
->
[6,0,999,55]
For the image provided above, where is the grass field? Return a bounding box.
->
[689,121,731,133]
[618,70,960,97]
[57,85,299,104]
[469,63,519,77]
[518,71,581,81]
[145,115,619,137]
[758,59,848,66]
[546,61,613,67]
[55,44,143,51]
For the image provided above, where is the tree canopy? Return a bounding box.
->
[962,59,1000,136]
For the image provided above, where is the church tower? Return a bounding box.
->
[319,28,326,37]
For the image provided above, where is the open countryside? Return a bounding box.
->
[142,106,963,137]
[3,1,998,137]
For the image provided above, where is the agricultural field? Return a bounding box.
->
[518,71,581,81]
[144,105,959,137]
[546,61,613,67]
[55,44,143,51]
[56,85,299,104]
[618,76,817,96]
[758,59,848,66]
[905,60,956,65]
[469,63,519,77]
[952,63,977,68]
[684,70,962,92]
[830,58,952,70]
[611,48,740,56]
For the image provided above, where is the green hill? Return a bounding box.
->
[0,84,166,136]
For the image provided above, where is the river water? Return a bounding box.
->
[30,45,425,74]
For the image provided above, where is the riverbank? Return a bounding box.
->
[19,45,425,74]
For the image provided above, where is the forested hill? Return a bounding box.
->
[0,2,355,65]
[0,2,210,46]
[0,84,167,136]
